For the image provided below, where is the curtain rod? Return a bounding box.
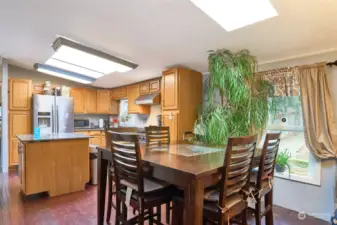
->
[327,60,337,67]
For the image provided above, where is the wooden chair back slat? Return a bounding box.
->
[105,127,138,149]
[145,126,170,146]
[219,135,257,208]
[110,131,145,195]
[257,133,281,189]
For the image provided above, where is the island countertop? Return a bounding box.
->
[16,133,91,143]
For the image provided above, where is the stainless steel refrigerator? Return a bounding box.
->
[33,94,74,134]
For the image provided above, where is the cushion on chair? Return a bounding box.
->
[203,192,244,213]
[121,178,170,193]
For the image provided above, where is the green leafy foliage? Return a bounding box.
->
[276,149,291,168]
[195,49,275,145]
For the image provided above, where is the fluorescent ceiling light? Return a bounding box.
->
[46,58,104,78]
[34,63,95,84]
[50,37,137,76]
[190,0,278,31]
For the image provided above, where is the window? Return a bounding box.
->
[267,96,321,185]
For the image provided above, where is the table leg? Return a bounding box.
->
[184,179,204,225]
[97,151,108,225]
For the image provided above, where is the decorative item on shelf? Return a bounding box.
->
[113,118,118,128]
[43,81,53,95]
[275,149,291,173]
[61,85,70,97]
[194,49,275,145]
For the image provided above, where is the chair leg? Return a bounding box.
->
[122,203,128,223]
[115,197,121,225]
[106,173,113,223]
[172,200,183,225]
[149,207,154,225]
[156,205,161,223]
[241,207,248,225]
[255,198,262,225]
[265,190,274,225]
[138,203,145,225]
[165,202,170,224]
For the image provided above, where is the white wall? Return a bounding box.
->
[258,52,337,222]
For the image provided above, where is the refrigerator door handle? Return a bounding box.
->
[51,105,54,133]
[56,105,59,133]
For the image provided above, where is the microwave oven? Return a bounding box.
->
[74,118,90,128]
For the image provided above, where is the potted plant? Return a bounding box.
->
[275,149,291,173]
[194,49,275,145]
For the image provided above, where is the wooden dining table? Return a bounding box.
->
[97,140,261,225]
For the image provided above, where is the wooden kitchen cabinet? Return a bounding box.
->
[84,89,97,113]
[90,136,101,146]
[111,86,127,99]
[70,88,85,113]
[110,100,119,114]
[9,111,31,166]
[127,84,150,114]
[162,70,179,110]
[140,82,150,95]
[9,78,32,111]
[161,68,202,141]
[149,79,160,93]
[97,90,111,113]
[162,111,179,141]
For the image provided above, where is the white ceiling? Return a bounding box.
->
[1,0,337,88]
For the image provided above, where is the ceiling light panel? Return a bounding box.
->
[46,58,104,78]
[34,63,95,84]
[190,0,278,31]
[51,37,137,75]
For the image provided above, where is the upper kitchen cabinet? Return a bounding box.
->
[162,70,179,110]
[111,86,127,99]
[139,79,161,95]
[70,88,85,113]
[127,84,150,114]
[84,89,97,113]
[97,90,111,114]
[110,99,119,114]
[9,78,32,111]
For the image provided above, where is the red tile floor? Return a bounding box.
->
[0,171,330,225]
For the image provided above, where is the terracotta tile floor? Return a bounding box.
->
[0,172,330,225]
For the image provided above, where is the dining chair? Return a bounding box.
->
[249,132,281,225]
[145,126,171,224]
[172,135,257,225]
[105,127,137,224]
[111,131,172,225]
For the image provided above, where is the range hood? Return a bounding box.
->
[134,93,160,105]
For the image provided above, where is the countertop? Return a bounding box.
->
[75,128,105,131]
[16,133,91,143]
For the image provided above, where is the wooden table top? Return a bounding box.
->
[139,140,261,179]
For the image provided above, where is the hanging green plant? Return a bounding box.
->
[195,49,275,145]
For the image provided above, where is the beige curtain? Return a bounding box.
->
[299,64,337,159]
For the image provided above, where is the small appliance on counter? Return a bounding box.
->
[74,118,90,129]
[99,119,104,129]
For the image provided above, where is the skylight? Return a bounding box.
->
[190,0,278,31]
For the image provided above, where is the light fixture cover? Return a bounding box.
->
[190,0,278,31]
[34,63,96,84]
[50,37,138,76]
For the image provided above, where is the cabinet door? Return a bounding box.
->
[162,70,178,110]
[140,82,149,95]
[9,111,31,166]
[90,136,101,146]
[85,89,97,113]
[70,88,85,113]
[111,87,127,99]
[97,90,111,113]
[127,85,139,113]
[162,112,178,141]
[100,136,106,148]
[149,79,160,93]
[9,79,32,111]
[110,100,119,114]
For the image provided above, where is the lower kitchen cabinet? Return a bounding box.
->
[9,111,31,166]
[162,111,179,141]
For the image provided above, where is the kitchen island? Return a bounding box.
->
[17,133,90,197]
